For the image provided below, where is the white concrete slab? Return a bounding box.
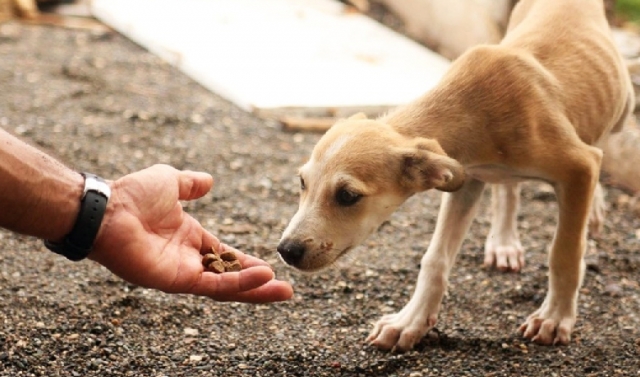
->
[91,0,451,117]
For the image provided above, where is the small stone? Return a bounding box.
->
[229,159,243,170]
[190,113,204,124]
[585,255,601,273]
[617,194,631,207]
[604,283,623,297]
[184,328,199,336]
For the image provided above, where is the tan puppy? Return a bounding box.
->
[278,0,634,351]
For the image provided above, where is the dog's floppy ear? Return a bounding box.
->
[397,138,465,192]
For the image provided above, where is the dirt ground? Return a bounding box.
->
[0,11,639,377]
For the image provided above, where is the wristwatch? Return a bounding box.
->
[44,172,111,261]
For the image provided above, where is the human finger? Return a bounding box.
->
[190,266,293,302]
[177,169,214,201]
[219,243,273,268]
[208,279,294,303]
[191,265,276,296]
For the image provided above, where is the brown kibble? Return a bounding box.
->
[202,253,220,267]
[225,260,243,272]
[207,260,226,274]
[202,248,242,273]
[219,251,238,262]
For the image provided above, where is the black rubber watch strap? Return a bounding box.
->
[44,173,110,261]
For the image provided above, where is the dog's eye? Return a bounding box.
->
[336,188,362,207]
[299,176,306,191]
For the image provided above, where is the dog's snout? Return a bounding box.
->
[277,239,306,266]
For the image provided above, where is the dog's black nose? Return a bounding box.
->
[277,239,306,266]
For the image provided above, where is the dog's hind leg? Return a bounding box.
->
[484,182,524,272]
[519,140,602,345]
[588,181,605,237]
[368,179,486,352]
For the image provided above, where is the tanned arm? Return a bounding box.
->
[0,127,293,303]
[0,127,83,241]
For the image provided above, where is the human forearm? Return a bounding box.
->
[0,128,84,241]
[0,138,294,301]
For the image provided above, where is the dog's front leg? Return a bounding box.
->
[368,179,485,352]
[484,183,524,272]
[520,146,602,345]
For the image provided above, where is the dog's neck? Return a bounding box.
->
[380,87,476,163]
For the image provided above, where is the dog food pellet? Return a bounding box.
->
[202,247,242,273]
[202,253,219,267]
[219,251,238,262]
[207,260,226,274]
[225,260,243,272]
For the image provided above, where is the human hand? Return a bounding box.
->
[89,164,293,303]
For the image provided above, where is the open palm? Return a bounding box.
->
[89,164,293,303]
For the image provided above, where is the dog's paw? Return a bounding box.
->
[518,302,576,345]
[366,311,437,352]
[484,237,524,272]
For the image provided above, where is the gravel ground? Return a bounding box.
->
[0,14,639,377]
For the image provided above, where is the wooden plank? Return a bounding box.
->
[20,13,111,31]
[280,116,336,133]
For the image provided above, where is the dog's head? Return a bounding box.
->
[277,113,465,271]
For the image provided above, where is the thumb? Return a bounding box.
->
[178,170,214,201]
